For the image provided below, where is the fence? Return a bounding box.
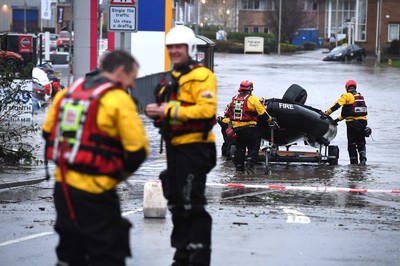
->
[130,71,167,113]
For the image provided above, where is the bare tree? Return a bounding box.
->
[201,0,235,32]
[269,0,305,43]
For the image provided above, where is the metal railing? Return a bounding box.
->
[130,71,167,113]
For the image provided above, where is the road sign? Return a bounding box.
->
[110,0,136,5]
[108,5,137,32]
[108,0,138,32]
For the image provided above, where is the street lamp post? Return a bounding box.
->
[376,0,383,65]
[24,0,27,33]
[335,0,339,47]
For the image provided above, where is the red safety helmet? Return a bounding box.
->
[239,80,253,92]
[345,80,357,91]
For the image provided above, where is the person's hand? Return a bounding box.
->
[145,103,168,119]
[333,118,340,126]
[217,116,224,126]
[225,127,237,141]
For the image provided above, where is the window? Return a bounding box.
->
[254,27,259,33]
[58,0,72,4]
[304,0,317,11]
[356,0,367,41]
[388,24,400,42]
[324,0,367,41]
[241,0,264,10]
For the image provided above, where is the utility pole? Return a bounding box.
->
[24,0,27,33]
[376,0,382,65]
[195,0,200,35]
[278,0,282,55]
[335,0,339,47]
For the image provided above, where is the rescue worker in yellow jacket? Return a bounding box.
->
[42,50,149,266]
[325,79,368,165]
[225,80,273,173]
[145,25,216,266]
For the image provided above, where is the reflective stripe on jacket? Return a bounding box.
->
[159,63,217,146]
[46,79,124,178]
[326,91,367,122]
[226,93,267,128]
[42,77,149,193]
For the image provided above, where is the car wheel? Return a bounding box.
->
[5,58,18,69]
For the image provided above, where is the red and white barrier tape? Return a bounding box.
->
[206,182,400,194]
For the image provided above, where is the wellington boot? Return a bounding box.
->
[350,158,358,164]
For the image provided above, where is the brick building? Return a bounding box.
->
[317,0,400,53]
[197,0,400,54]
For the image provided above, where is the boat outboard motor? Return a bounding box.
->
[282,84,307,104]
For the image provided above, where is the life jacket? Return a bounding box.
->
[45,78,124,179]
[154,61,216,139]
[230,93,258,122]
[341,92,368,117]
[165,91,216,138]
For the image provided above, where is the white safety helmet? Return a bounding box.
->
[165,25,197,58]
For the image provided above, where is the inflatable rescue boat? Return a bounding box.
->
[260,84,337,148]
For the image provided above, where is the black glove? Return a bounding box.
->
[333,118,340,126]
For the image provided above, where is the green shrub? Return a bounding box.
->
[228,32,277,49]
[264,46,271,54]
[388,39,400,55]
[303,42,316,51]
[199,31,217,41]
[280,43,303,53]
[215,40,243,53]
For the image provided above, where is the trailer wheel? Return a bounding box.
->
[328,145,339,165]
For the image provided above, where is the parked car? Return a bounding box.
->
[323,44,366,62]
[56,31,74,50]
[0,49,24,69]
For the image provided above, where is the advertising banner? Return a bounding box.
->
[41,0,52,20]
[18,35,33,53]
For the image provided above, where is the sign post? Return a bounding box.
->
[108,0,138,50]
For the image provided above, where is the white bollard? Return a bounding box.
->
[143,180,168,218]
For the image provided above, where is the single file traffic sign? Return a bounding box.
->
[108,0,138,32]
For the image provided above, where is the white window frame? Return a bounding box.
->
[355,0,367,42]
[388,24,400,42]
[324,0,367,41]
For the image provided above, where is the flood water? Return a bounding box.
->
[135,50,400,197]
[2,50,400,204]
[1,50,400,266]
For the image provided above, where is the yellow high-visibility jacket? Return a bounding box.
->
[325,92,367,122]
[42,81,149,194]
[163,66,217,146]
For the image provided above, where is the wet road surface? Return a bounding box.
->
[1,50,400,265]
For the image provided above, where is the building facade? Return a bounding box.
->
[198,0,400,53]
[319,0,400,53]
[0,0,71,34]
